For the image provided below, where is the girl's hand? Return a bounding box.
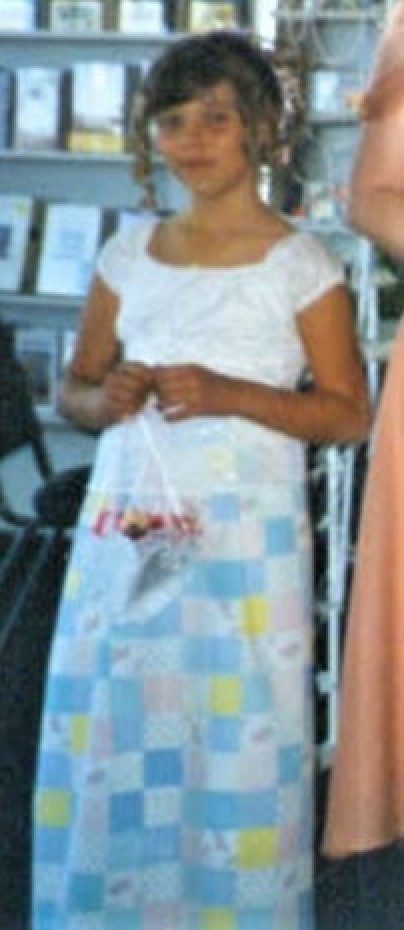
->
[153,364,235,420]
[102,362,154,422]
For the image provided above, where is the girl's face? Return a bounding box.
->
[152,81,255,199]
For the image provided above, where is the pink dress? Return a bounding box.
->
[324,3,404,857]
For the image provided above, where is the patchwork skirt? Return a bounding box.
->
[32,479,314,930]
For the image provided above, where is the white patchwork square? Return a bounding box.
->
[109,752,143,792]
[143,864,181,902]
[144,712,186,748]
[145,787,181,826]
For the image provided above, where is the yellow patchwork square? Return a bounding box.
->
[70,715,90,753]
[65,566,81,598]
[210,677,241,715]
[37,789,70,827]
[241,597,269,636]
[202,908,236,930]
[237,827,278,869]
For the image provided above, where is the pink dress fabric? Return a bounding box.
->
[323,323,404,856]
[323,3,404,858]
[361,1,404,121]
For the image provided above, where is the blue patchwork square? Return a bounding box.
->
[111,680,141,709]
[186,864,235,905]
[244,560,266,594]
[144,749,182,787]
[279,745,301,784]
[39,750,70,788]
[208,714,241,752]
[238,909,275,929]
[186,636,240,674]
[112,712,143,751]
[265,517,295,556]
[67,874,103,912]
[35,826,69,864]
[242,675,272,714]
[189,561,245,598]
[110,791,143,832]
[32,903,58,930]
[46,676,92,714]
[106,913,141,930]
[143,825,181,862]
[298,889,314,929]
[184,790,235,829]
[210,493,240,521]
[141,601,181,637]
[109,831,142,868]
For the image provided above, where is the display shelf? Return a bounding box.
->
[274,7,382,21]
[0,29,180,67]
[0,151,187,209]
[0,294,80,328]
[308,111,358,124]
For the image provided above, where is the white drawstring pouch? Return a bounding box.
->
[82,404,202,626]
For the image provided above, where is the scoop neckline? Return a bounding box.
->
[140,216,303,273]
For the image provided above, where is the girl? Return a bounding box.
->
[32,31,369,930]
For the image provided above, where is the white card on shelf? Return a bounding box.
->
[15,325,58,414]
[36,203,101,297]
[49,0,102,31]
[187,1,239,32]
[117,0,165,33]
[0,196,32,292]
[0,0,36,30]
[68,63,126,153]
[14,68,61,150]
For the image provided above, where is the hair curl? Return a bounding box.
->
[129,30,284,206]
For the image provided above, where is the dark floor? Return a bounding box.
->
[1,530,404,930]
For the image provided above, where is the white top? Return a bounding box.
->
[93,216,344,495]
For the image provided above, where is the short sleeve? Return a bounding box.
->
[96,217,155,295]
[285,233,345,315]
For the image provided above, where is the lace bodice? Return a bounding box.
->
[95,216,344,492]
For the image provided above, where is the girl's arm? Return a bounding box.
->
[58,274,153,432]
[154,282,371,444]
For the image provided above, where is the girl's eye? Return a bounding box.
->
[156,112,184,132]
[206,109,231,125]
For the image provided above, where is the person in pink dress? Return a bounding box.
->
[324,0,404,858]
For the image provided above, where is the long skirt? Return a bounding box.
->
[32,477,314,930]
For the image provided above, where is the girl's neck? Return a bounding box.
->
[182,198,275,235]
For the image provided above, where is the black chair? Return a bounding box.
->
[0,321,91,654]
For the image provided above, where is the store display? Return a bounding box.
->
[15,326,58,413]
[49,0,102,30]
[0,69,12,149]
[67,62,126,152]
[14,67,61,150]
[115,0,165,32]
[307,67,361,118]
[36,203,101,296]
[0,0,36,30]
[186,0,240,32]
[0,196,32,292]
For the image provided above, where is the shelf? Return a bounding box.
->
[0,293,82,328]
[0,29,180,67]
[0,151,188,209]
[308,111,358,124]
[274,6,382,21]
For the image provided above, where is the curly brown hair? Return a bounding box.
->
[130,30,284,206]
